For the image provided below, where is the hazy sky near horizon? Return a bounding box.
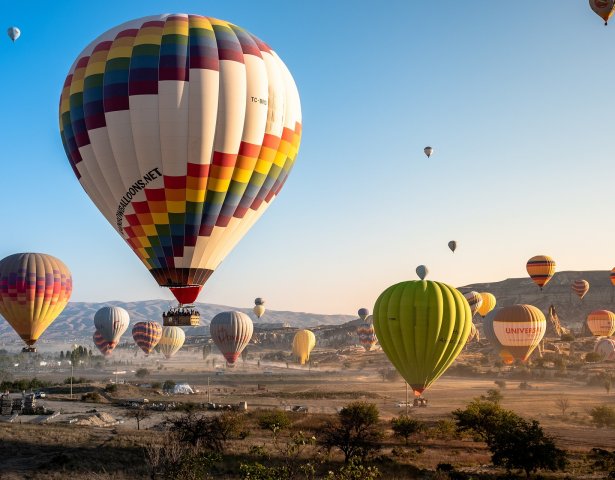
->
[0,1,613,315]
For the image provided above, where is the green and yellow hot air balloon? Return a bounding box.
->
[373,280,472,396]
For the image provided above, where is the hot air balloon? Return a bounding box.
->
[492,305,546,363]
[467,323,480,343]
[482,317,513,364]
[358,308,369,321]
[526,255,556,290]
[572,279,589,300]
[210,311,253,364]
[253,298,266,319]
[7,27,20,42]
[0,253,72,352]
[590,0,615,25]
[59,14,302,307]
[478,292,496,318]
[595,338,615,360]
[202,343,212,360]
[463,291,483,317]
[611,268,615,286]
[292,329,315,365]
[132,321,162,355]
[94,306,129,347]
[587,310,615,337]
[158,326,186,359]
[373,280,472,396]
[448,240,457,253]
[357,315,377,351]
[499,350,514,365]
[416,265,428,280]
[424,146,433,158]
[93,330,115,356]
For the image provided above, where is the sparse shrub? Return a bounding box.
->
[560,333,575,341]
[258,410,292,437]
[480,388,503,404]
[590,405,615,428]
[169,411,245,453]
[322,401,383,463]
[585,352,603,363]
[81,392,102,403]
[518,381,532,390]
[145,436,220,480]
[135,368,150,378]
[494,380,507,389]
[105,383,117,393]
[151,381,162,389]
[163,380,176,392]
[555,396,570,417]
[324,457,381,480]
[391,415,424,445]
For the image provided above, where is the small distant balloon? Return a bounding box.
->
[416,265,428,280]
[610,267,615,286]
[526,255,556,290]
[571,279,589,300]
[358,308,369,321]
[463,291,483,317]
[253,298,266,319]
[448,241,457,253]
[7,27,20,42]
[424,146,433,158]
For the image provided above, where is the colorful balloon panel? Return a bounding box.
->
[587,310,615,337]
[93,330,115,356]
[132,321,163,355]
[571,279,589,300]
[610,268,615,286]
[210,311,253,364]
[292,329,315,365]
[357,316,377,351]
[526,255,556,289]
[493,305,546,362]
[158,326,186,359]
[595,338,615,360]
[0,253,72,346]
[94,306,129,347]
[373,280,472,395]
[478,292,496,318]
[463,291,483,317]
[59,14,302,304]
[253,304,265,319]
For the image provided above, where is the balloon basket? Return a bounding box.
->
[21,346,37,353]
[163,307,201,327]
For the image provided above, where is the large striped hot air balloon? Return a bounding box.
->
[132,321,162,355]
[493,305,546,363]
[463,291,483,317]
[94,306,129,347]
[482,317,512,363]
[93,330,115,356]
[587,310,615,337]
[158,326,185,359]
[572,279,589,300]
[0,253,72,350]
[59,14,302,306]
[374,280,472,396]
[478,292,496,318]
[526,255,556,290]
[292,329,316,365]
[590,0,615,25]
[595,338,615,360]
[357,315,377,351]
[210,311,253,364]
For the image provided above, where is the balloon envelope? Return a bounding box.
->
[253,304,266,319]
[254,298,265,306]
[94,306,129,347]
[572,279,589,300]
[357,315,377,351]
[478,292,496,318]
[132,321,162,355]
[59,14,302,305]
[358,308,369,321]
[93,330,115,356]
[7,27,20,42]
[292,329,315,365]
[463,291,483,317]
[611,268,615,287]
[493,305,546,362]
[595,338,615,360]
[526,255,556,290]
[424,146,433,158]
[587,310,615,337]
[448,240,457,253]
[416,265,428,280]
[0,253,72,346]
[210,311,253,364]
[589,0,615,24]
[158,326,185,359]
[373,280,472,395]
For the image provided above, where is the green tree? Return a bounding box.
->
[322,401,383,463]
[590,405,615,428]
[258,410,292,441]
[135,368,150,379]
[390,415,424,445]
[170,411,244,453]
[480,388,503,404]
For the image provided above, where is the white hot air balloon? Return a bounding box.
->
[93,306,130,347]
[210,311,253,364]
[424,146,433,158]
[158,326,186,359]
[7,27,20,42]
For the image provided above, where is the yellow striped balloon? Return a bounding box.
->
[493,305,546,363]
[158,326,185,359]
[478,292,496,318]
[610,268,615,287]
[292,329,315,365]
[571,279,589,300]
[0,253,72,347]
[587,310,615,337]
[526,255,556,290]
[463,291,483,317]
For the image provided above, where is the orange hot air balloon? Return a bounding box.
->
[587,310,615,337]
[499,350,514,365]
[571,279,589,300]
[0,253,72,350]
[610,268,615,286]
[526,255,556,290]
[493,305,546,363]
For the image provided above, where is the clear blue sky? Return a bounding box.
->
[0,1,612,314]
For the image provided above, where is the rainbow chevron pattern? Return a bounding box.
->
[59,14,302,295]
